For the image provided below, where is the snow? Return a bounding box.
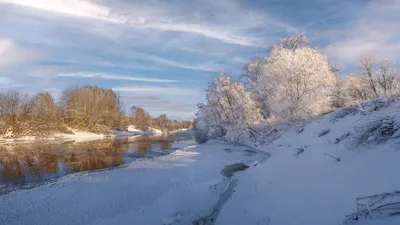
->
[216,101,400,225]
[53,129,111,142]
[0,125,190,144]
[0,140,267,225]
[170,128,189,133]
[127,125,143,133]
[2,102,400,225]
[149,127,163,134]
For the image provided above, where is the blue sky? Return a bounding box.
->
[0,0,399,120]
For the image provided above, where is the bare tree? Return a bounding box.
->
[60,85,122,133]
[376,59,396,98]
[360,54,379,98]
[346,74,370,102]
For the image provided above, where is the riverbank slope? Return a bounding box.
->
[216,100,400,225]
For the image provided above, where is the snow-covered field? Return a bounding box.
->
[0,139,267,225]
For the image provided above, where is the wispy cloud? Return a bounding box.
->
[0,0,117,22]
[57,72,177,83]
[323,0,400,65]
[113,86,200,96]
[136,52,219,72]
[0,77,14,85]
[137,22,259,47]
[0,0,291,47]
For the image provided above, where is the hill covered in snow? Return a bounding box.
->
[216,99,400,225]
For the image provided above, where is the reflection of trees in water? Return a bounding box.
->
[129,135,174,154]
[135,136,152,155]
[0,140,128,185]
[0,134,181,185]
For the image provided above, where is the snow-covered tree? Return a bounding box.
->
[377,59,397,98]
[195,73,260,141]
[251,34,335,120]
[277,32,309,50]
[359,54,380,98]
[357,54,400,99]
[345,74,370,102]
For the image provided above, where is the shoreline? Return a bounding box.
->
[0,127,190,145]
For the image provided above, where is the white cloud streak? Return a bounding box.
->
[57,72,177,83]
[0,0,117,22]
[0,0,288,46]
[136,53,218,72]
[0,77,14,85]
[113,86,200,96]
[324,0,400,65]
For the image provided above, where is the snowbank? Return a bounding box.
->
[53,130,112,142]
[0,125,191,144]
[126,125,151,134]
[170,128,189,134]
[149,127,163,134]
[216,101,400,225]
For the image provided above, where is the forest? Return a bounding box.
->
[0,85,192,137]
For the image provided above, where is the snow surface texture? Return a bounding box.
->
[216,100,400,225]
[0,140,266,225]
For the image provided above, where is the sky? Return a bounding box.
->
[0,0,399,120]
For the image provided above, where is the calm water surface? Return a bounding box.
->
[0,132,195,186]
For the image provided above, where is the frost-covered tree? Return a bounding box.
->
[329,65,348,108]
[359,54,379,98]
[243,57,272,119]
[277,32,309,50]
[345,74,370,102]
[357,54,400,99]
[330,75,347,108]
[377,59,397,98]
[251,34,335,120]
[195,73,260,141]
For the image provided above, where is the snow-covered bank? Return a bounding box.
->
[0,140,267,225]
[0,126,190,144]
[215,101,400,225]
[1,130,118,144]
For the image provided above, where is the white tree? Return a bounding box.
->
[376,59,397,98]
[195,73,260,141]
[277,32,309,50]
[345,73,370,102]
[359,54,380,98]
[357,54,400,99]
[253,36,335,120]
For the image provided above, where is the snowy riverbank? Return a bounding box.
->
[215,100,400,225]
[0,126,189,144]
[0,140,267,225]
[2,101,400,225]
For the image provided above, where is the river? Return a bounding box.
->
[0,132,268,225]
[0,132,195,187]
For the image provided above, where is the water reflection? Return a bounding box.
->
[0,132,194,186]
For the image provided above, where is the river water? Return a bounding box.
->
[0,132,196,186]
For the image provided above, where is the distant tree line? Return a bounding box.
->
[128,106,192,132]
[0,85,192,137]
[194,33,400,142]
